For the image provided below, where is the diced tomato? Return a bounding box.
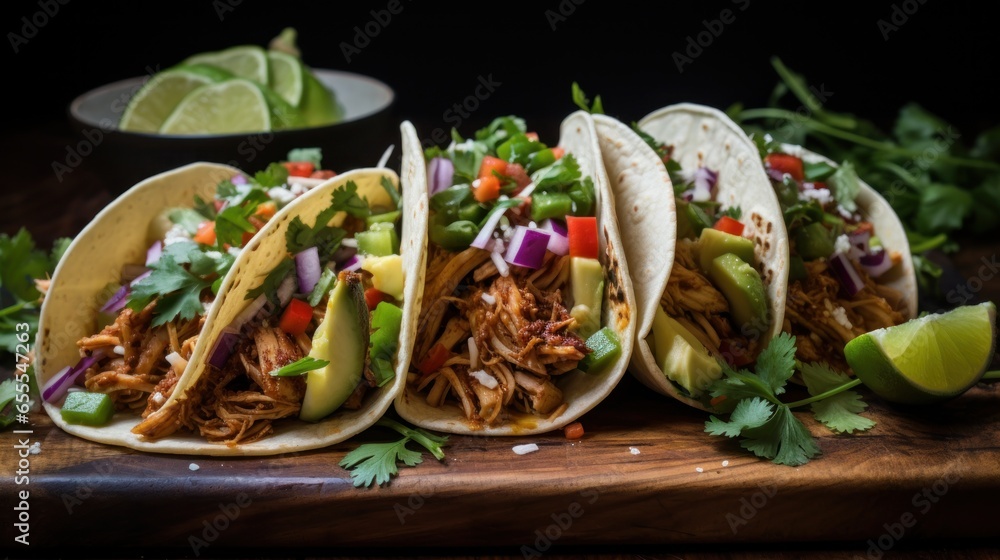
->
[765,153,804,181]
[213,199,226,213]
[282,161,315,177]
[564,421,585,440]
[365,287,392,310]
[525,132,539,142]
[473,175,501,203]
[278,298,314,335]
[417,343,451,376]
[255,201,277,220]
[479,156,508,180]
[714,216,745,237]
[566,216,599,259]
[504,162,532,190]
[310,169,336,179]
[193,221,216,246]
[551,147,565,160]
[241,230,255,246]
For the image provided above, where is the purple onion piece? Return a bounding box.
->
[100,284,129,314]
[471,206,508,250]
[231,174,248,186]
[504,226,551,270]
[129,269,152,287]
[331,245,357,266]
[766,167,787,183]
[208,328,240,369]
[427,157,454,195]
[540,219,569,255]
[43,351,105,403]
[295,246,321,294]
[146,240,163,266]
[859,250,894,278]
[829,252,865,297]
[340,254,365,272]
[121,263,151,283]
[277,274,297,308]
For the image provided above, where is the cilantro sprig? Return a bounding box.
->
[340,418,449,488]
[705,333,873,466]
[269,356,329,377]
[0,229,70,356]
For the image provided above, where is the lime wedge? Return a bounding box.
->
[159,79,271,134]
[119,69,215,132]
[845,302,996,404]
[183,45,268,85]
[267,50,304,107]
[298,70,344,127]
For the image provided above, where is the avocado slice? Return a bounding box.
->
[651,305,722,397]
[569,256,604,339]
[698,227,755,273]
[300,271,369,422]
[708,253,769,334]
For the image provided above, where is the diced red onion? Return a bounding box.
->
[100,284,129,314]
[146,240,163,266]
[129,269,152,287]
[829,253,865,297]
[428,157,454,195]
[43,351,105,403]
[472,205,509,250]
[231,174,248,185]
[339,254,364,272]
[859,250,893,278]
[504,226,551,270]
[332,245,357,265]
[540,218,569,255]
[295,247,321,294]
[277,273,297,307]
[695,167,718,194]
[207,328,240,369]
[766,167,787,183]
[231,293,268,333]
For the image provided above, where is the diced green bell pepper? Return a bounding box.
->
[61,391,115,426]
[578,326,621,374]
[356,222,399,256]
[369,301,403,387]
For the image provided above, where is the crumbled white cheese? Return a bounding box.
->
[512,443,539,455]
[289,182,309,197]
[722,460,730,467]
[834,234,851,255]
[831,306,853,330]
[629,447,641,455]
[781,144,805,157]
[227,246,243,258]
[29,442,41,455]
[695,467,704,473]
[267,186,296,206]
[837,206,855,220]
[163,224,191,246]
[189,463,200,471]
[204,250,223,260]
[800,187,833,205]
[113,345,125,356]
[469,369,497,389]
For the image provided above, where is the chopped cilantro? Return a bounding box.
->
[254,162,290,188]
[571,82,604,115]
[270,356,329,377]
[245,258,294,307]
[340,418,448,488]
[128,255,214,327]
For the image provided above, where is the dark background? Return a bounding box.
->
[1,0,996,245]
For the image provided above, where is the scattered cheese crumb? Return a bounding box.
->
[831,306,853,330]
[833,233,851,255]
[29,442,41,455]
[722,460,730,467]
[800,187,833,205]
[267,187,296,206]
[629,447,641,455]
[512,444,539,455]
[695,467,704,473]
[469,369,498,389]
[189,463,200,471]
[163,224,191,246]
[113,345,126,356]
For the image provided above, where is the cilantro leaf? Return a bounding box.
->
[705,397,773,438]
[752,332,798,396]
[800,362,875,434]
[331,181,371,218]
[270,356,329,377]
[340,418,448,488]
[0,228,53,302]
[740,405,821,467]
[0,378,17,429]
[828,161,861,213]
[915,183,974,233]
[128,255,213,326]
[254,162,290,188]
[168,208,210,235]
[571,82,604,115]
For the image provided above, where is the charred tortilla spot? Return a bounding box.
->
[752,212,763,227]
[767,221,773,234]
[702,123,710,132]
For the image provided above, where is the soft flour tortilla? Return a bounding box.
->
[393,110,636,435]
[783,143,918,319]
[38,155,426,456]
[594,105,789,411]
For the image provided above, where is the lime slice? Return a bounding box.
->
[267,50,304,107]
[119,69,215,132]
[845,302,996,404]
[183,45,269,85]
[298,70,344,127]
[159,79,271,134]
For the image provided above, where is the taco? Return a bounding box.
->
[125,162,423,455]
[756,141,917,372]
[593,105,788,411]
[393,111,635,435]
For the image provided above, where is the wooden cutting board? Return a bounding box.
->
[4,370,998,555]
